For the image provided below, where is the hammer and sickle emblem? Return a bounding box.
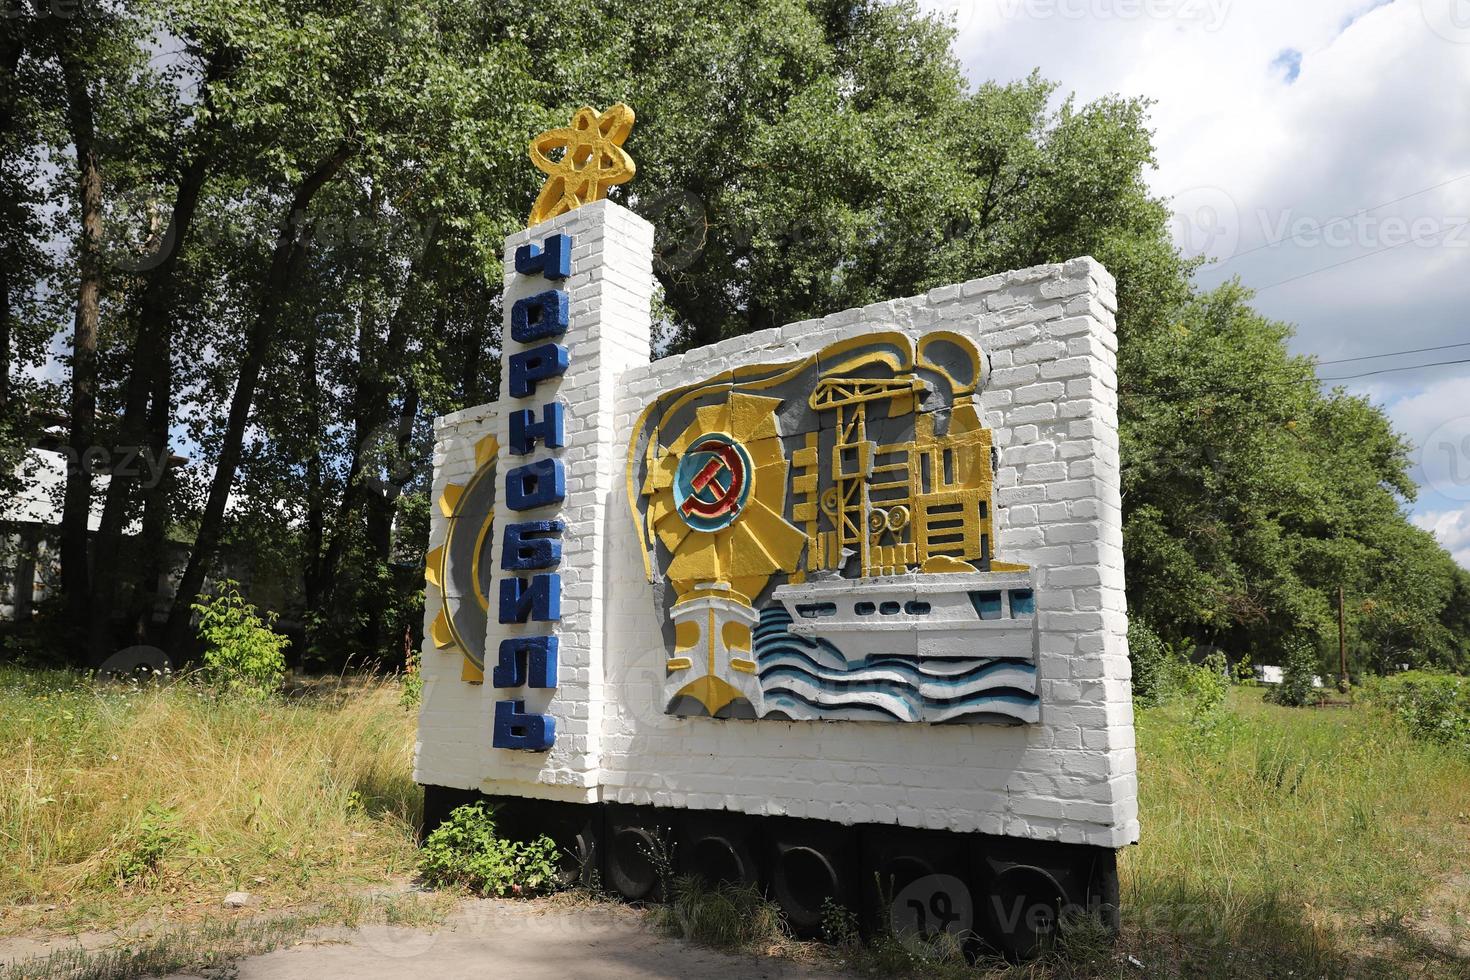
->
[673,434,753,532]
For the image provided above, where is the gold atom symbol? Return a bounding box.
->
[527,103,637,228]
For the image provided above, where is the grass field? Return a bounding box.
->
[1,669,1467,977]
[0,669,423,940]
[1119,689,1470,977]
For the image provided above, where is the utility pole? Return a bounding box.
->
[1338,584,1349,696]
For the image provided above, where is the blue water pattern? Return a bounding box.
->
[753,606,1039,725]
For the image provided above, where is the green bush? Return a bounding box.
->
[113,803,184,884]
[1266,635,1319,708]
[1129,619,1196,707]
[418,803,559,897]
[192,581,289,699]
[399,647,423,709]
[1182,651,1235,745]
[1365,672,1470,752]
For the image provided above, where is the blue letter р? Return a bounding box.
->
[507,343,569,399]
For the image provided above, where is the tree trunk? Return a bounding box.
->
[306,247,428,632]
[132,337,172,645]
[88,51,230,664]
[162,139,354,655]
[58,44,103,649]
[301,314,326,648]
[359,382,420,658]
[1,264,10,410]
[2,6,29,414]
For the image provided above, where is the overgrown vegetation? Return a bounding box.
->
[656,875,788,952]
[1123,687,1470,977]
[5,671,1469,978]
[0,891,454,980]
[1265,634,1323,708]
[0,668,421,936]
[417,803,560,898]
[1365,671,1470,753]
[192,581,290,699]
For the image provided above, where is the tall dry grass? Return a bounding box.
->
[0,668,420,932]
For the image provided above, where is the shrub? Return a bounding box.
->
[1365,672,1470,752]
[192,581,289,699]
[113,803,184,884]
[1129,619,1198,707]
[418,803,559,897]
[399,647,423,709]
[1267,635,1319,708]
[1182,650,1234,742]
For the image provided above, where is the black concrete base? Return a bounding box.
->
[420,784,1120,959]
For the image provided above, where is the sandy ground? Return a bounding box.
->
[150,898,845,980]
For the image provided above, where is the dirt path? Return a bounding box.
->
[160,898,844,980]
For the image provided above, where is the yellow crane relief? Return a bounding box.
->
[797,375,1007,580]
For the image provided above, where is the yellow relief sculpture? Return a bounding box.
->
[425,433,499,683]
[528,104,637,228]
[626,332,1039,721]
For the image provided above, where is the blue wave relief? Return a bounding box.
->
[753,606,1039,725]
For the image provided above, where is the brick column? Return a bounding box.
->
[479,201,654,798]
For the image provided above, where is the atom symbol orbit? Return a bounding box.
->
[527,104,637,227]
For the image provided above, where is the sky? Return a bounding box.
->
[921,0,1470,565]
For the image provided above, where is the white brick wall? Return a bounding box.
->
[417,202,1138,849]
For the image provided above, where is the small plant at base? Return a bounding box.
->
[658,875,787,950]
[820,897,861,949]
[635,828,677,901]
[192,580,289,699]
[418,803,559,897]
[114,802,183,884]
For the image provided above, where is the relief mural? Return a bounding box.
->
[626,331,1041,725]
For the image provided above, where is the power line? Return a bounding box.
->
[1123,352,1470,402]
[1322,356,1470,382]
[1255,220,1469,292]
[1205,171,1470,266]
[1315,340,1470,366]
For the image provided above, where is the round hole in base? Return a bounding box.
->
[987,864,1067,960]
[607,827,659,900]
[690,835,748,887]
[772,846,841,931]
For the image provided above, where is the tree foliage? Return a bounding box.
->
[1,0,1465,677]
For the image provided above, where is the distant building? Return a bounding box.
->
[2,417,179,628]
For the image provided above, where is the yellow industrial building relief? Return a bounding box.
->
[626,332,1040,725]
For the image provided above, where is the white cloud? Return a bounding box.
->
[925,0,1470,520]
[1413,508,1470,568]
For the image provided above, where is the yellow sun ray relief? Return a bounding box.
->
[425,433,499,683]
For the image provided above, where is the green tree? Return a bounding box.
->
[10,0,1466,679]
